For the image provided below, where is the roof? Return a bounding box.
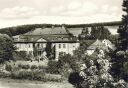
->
[87,39,108,50]
[68,28,82,37]
[24,27,69,35]
[91,39,104,46]
[13,27,77,43]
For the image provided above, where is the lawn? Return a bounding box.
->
[0,78,74,88]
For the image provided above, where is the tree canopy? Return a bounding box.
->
[111,0,128,82]
[0,33,15,63]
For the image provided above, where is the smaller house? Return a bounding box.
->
[86,39,115,55]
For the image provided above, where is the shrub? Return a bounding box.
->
[68,72,84,86]
[43,74,63,82]
[32,70,45,80]
[5,64,13,71]
[31,65,38,69]
[38,65,46,70]
[18,64,30,69]
[5,63,63,82]
[11,69,45,80]
[0,70,11,78]
[46,60,59,74]
[13,51,31,61]
[59,63,73,78]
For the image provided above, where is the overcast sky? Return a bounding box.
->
[0,0,123,28]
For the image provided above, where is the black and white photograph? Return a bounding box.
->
[0,0,127,88]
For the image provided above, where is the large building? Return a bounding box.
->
[13,22,120,60]
[13,25,80,60]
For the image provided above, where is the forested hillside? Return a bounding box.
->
[0,21,122,37]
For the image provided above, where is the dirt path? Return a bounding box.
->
[0,78,74,88]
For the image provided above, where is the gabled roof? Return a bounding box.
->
[87,39,107,50]
[91,39,104,46]
[36,38,47,42]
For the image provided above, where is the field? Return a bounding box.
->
[0,78,74,88]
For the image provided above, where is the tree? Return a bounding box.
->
[0,34,15,63]
[111,0,128,82]
[78,27,91,40]
[68,47,124,88]
[108,34,118,45]
[90,26,98,39]
[99,26,111,40]
[90,26,111,40]
[45,42,52,59]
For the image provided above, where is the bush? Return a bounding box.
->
[10,69,63,82]
[43,74,63,82]
[0,71,11,78]
[31,65,38,69]
[11,69,45,80]
[68,72,84,86]
[18,64,30,69]
[13,51,31,61]
[38,65,47,70]
[59,63,73,78]
[5,64,13,71]
[46,60,59,74]
[4,61,64,82]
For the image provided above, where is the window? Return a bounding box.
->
[59,44,61,48]
[63,44,66,48]
[37,43,39,48]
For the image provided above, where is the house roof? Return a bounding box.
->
[24,27,70,35]
[68,28,82,37]
[87,39,108,50]
[13,27,77,43]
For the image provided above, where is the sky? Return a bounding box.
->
[0,0,123,28]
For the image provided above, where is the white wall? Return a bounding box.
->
[54,43,80,60]
[14,42,80,60]
[15,43,33,54]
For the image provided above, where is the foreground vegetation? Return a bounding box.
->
[0,60,63,82]
[0,78,74,88]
